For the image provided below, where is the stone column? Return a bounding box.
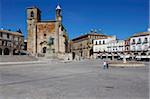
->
[131,52,134,60]
[34,26,37,55]
[138,52,141,60]
[111,53,113,60]
[100,53,102,59]
[112,55,114,60]
[123,53,127,63]
[106,53,108,60]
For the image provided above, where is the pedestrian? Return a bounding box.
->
[106,61,109,69]
[103,61,107,69]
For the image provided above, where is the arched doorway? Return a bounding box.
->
[4,48,9,55]
[13,49,17,55]
[43,47,47,53]
[0,48,2,55]
[72,52,75,60]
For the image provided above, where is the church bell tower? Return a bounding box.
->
[27,7,41,55]
[55,4,62,54]
[56,5,62,22]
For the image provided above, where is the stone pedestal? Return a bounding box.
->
[45,46,55,59]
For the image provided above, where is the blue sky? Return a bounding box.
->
[0,0,149,40]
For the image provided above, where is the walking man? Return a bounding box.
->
[103,61,107,69]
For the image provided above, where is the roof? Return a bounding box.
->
[27,6,39,9]
[56,5,61,10]
[0,30,23,36]
[71,32,107,41]
[26,6,41,12]
[108,40,125,44]
[94,35,115,40]
[38,20,56,23]
[130,31,150,38]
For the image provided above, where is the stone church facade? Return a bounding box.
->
[27,5,68,58]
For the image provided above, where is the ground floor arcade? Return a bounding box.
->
[0,47,21,55]
[94,51,150,61]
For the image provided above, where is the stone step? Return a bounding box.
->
[0,55,38,62]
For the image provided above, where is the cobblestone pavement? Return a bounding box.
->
[0,60,149,99]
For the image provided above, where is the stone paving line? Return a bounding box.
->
[0,61,46,66]
[0,60,74,66]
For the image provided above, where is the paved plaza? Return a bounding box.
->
[0,60,149,99]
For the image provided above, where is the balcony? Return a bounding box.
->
[131,42,135,45]
[136,41,141,44]
[142,41,148,44]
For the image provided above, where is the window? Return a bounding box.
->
[2,41,4,46]
[92,39,94,44]
[133,46,136,51]
[132,39,135,44]
[7,34,9,39]
[143,37,148,43]
[126,47,129,50]
[137,38,141,44]
[103,40,105,44]
[99,41,101,45]
[43,47,47,53]
[96,41,98,45]
[31,11,34,17]
[44,34,47,39]
[144,45,148,50]
[0,32,2,37]
[138,45,142,51]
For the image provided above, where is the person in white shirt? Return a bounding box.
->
[103,61,108,69]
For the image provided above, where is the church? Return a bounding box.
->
[26,4,68,58]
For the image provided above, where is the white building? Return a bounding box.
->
[129,31,150,60]
[130,32,150,52]
[93,34,128,59]
[93,29,150,61]
[93,35,125,53]
[107,40,125,53]
[93,35,116,53]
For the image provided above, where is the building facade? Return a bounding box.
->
[93,30,150,61]
[0,29,24,55]
[129,31,150,60]
[107,40,125,53]
[70,32,108,59]
[93,35,116,53]
[27,5,68,58]
[93,35,127,60]
[125,39,130,52]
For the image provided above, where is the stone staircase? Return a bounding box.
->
[0,55,38,62]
